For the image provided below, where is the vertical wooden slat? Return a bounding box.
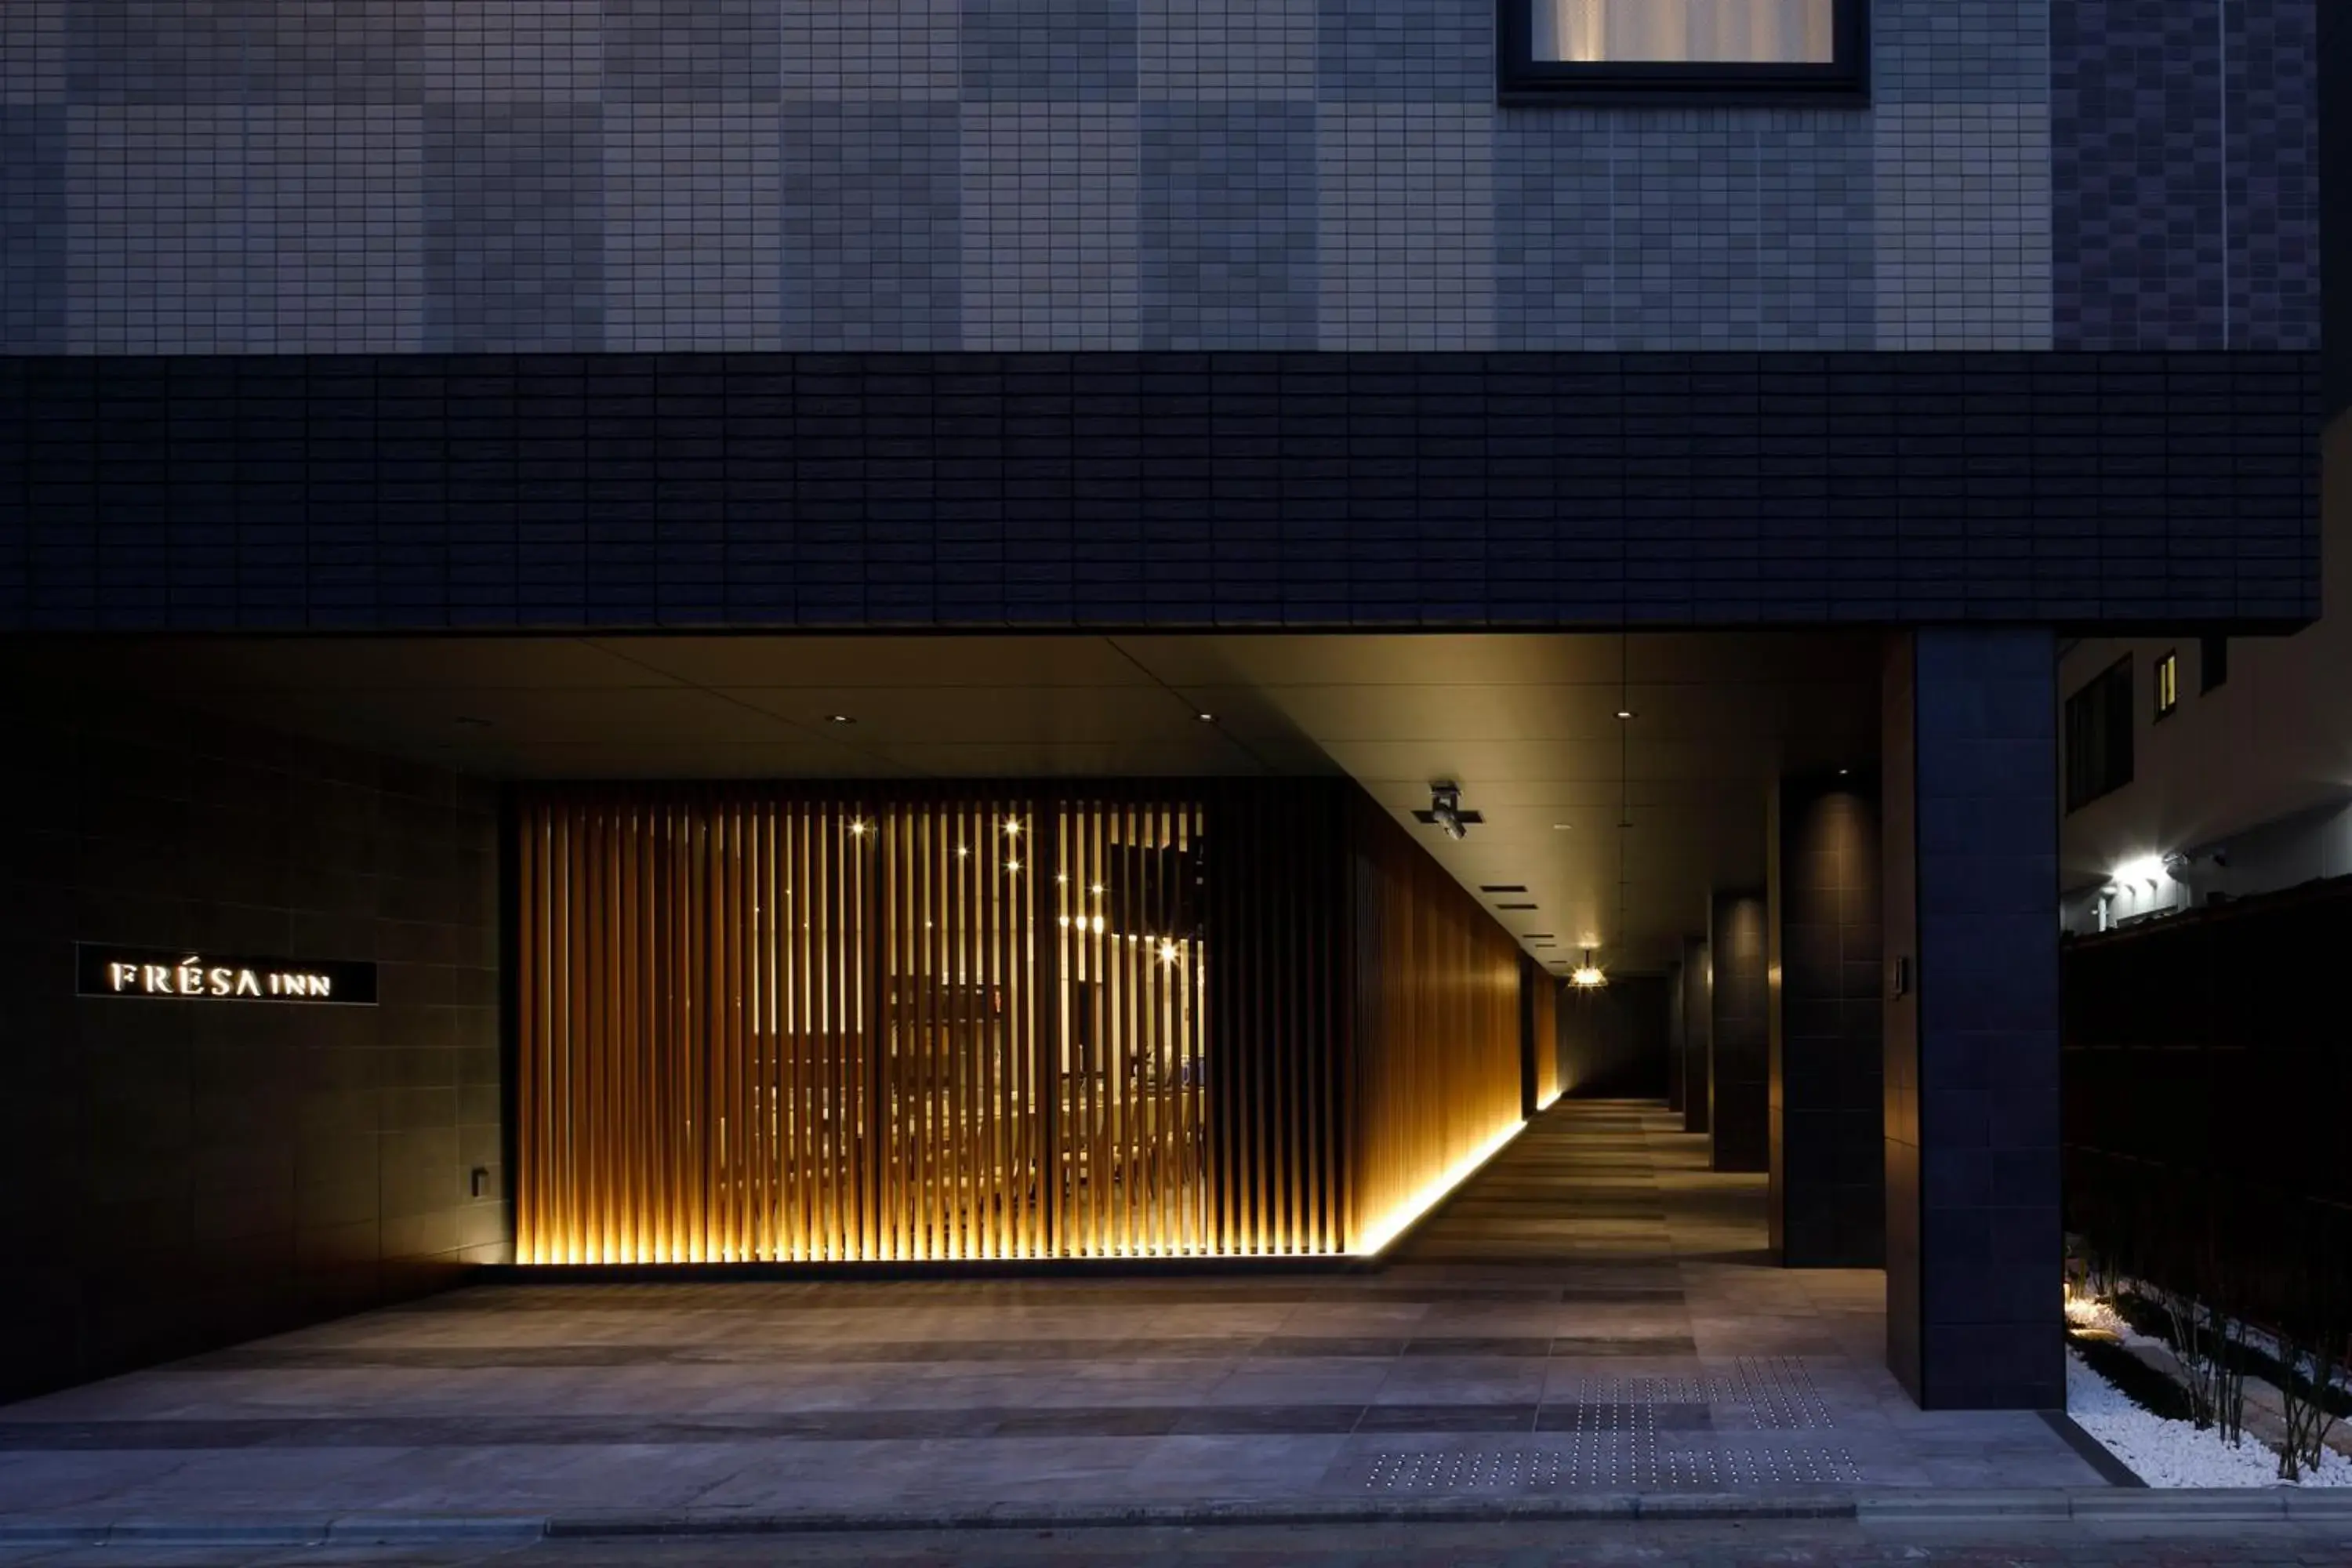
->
[517,783,1423,1266]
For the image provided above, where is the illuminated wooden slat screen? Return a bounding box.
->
[1347,793,1528,1252]
[515,781,1522,1265]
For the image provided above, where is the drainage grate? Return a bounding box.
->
[1359,1443,1860,1493]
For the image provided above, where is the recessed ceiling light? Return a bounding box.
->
[1196,711,1215,722]
[1838,767,1851,776]
[829,713,855,725]
[1479,884,1528,894]
[1616,709,1635,720]
[1497,902,1538,910]
[1552,823,1573,831]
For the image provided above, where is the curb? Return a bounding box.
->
[1861,1487,2352,1525]
[5,1488,2352,1545]
[543,1494,1853,1536]
[0,1516,550,1549]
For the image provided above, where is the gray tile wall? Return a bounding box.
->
[0,0,2074,352]
[0,695,505,1404]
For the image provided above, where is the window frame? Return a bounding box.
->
[2199,635,2228,695]
[1497,0,1871,107]
[2063,656,2134,815]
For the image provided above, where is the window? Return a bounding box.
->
[2154,651,2178,720]
[2064,658,2133,813]
[2200,636,2228,694]
[1499,0,1870,103]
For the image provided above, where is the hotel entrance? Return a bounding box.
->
[512,779,1518,1267]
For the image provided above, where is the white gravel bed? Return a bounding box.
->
[2067,1348,2352,1488]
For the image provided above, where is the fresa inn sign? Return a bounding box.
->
[76,945,378,1007]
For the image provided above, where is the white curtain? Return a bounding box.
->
[1532,0,1835,64]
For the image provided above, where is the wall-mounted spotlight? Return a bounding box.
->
[1413,782,1483,842]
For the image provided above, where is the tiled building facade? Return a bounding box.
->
[0,0,2329,1420]
[0,0,2316,355]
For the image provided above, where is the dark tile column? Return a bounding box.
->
[1709,891,1769,1173]
[1769,773,1885,1268]
[1664,958,1686,1114]
[1882,629,2062,1410]
[1682,935,1711,1134]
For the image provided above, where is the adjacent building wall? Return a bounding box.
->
[0,695,503,1405]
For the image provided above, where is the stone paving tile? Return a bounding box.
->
[0,1102,2111,1522]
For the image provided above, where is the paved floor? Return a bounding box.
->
[0,1102,2103,1528]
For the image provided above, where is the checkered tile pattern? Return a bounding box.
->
[0,0,2308,353]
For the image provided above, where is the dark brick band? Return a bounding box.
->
[0,350,2318,632]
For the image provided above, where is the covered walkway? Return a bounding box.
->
[0,1102,2100,1530]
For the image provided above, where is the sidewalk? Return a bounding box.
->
[0,1105,2120,1542]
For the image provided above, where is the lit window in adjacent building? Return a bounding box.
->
[2063,657,2133,813]
[1500,0,1867,101]
[2154,651,2179,720]
[2200,635,2228,694]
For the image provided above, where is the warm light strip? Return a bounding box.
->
[1535,1088,1562,1112]
[1350,1116,1529,1258]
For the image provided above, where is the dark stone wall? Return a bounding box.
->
[2064,875,2352,1327]
[0,695,506,1404]
[1882,633,1924,1399]
[1664,958,1685,1114]
[1769,774,1886,1268]
[1882,628,2063,1410]
[0,351,2319,632]
[1557,975,1669,1101]
[1708,891,1769,1174]
[1681,937,1711,1134]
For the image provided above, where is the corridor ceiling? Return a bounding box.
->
[16,632,1880,975]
